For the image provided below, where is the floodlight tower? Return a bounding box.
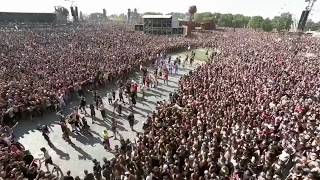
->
[298,0,317,31]
[305,0,317,11]
[65,0,79,22]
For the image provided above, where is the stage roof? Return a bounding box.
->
[142,15,172,19]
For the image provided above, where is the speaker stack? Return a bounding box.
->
[70,6,79,22]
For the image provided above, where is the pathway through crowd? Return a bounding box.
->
[14,50,206,177]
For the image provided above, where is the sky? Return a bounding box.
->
[0,0,320,21]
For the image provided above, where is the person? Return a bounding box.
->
[81,117,90,130]
[100,106,107,120]
[169,63,173,74]
[98,96,103,108]
[79,96,87,115]
[84,170,95,180]
[102,158,112,180]
[74,113,82,132]
[94,93,99,109]
[117,103,122,116]
[89,104,95,124]
[119,88,124,103]
[92,159,102,180]
[102,130,113,150]
[127,112,135,131]
[174,62,178,74]
[169,92,173,103]
[112,90,116,101]
[163,69,169,85]
[63,170,74,180]
[111,118,118,140]
[141,84,145,99]
[130,93,136,107]
[107,92,113,104]
[113,99,119,113]
[38,124,52,145]
[57,121,70,140]
[40,147,58,173]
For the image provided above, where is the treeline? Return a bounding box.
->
[305,20,320,31]
[96,10,320,32]
[194,12,294,32]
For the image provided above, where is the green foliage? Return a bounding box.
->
[218,13,234,27]
[305,20,320,31]
[272,12,293,31]
[262,18,273,32]
[194,12,215,23]
[248,16,264,29]
[193,12,249,28]
[164,10,295,32]
[232,14,249,28]
[167,12,186,20]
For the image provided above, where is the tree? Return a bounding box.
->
[262,18,273,32]
[305,20,320,31]
[213,13,221,21]
[166,12,186,20]
[194,12,214,23]
[272,12,293,31]
[280,12,293,30]
[248,16,264,29]
[218,14,234,27]
[232,14,250,28]
[188,5,197,21]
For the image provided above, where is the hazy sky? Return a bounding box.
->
[1,0,320,21]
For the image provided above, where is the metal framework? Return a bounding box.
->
[297,0,317,31]
[305,0,317,11]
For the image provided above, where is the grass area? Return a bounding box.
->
[170,48,213,63]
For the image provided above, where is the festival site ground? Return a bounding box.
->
[15,50,204,178]
[0,25,320,180]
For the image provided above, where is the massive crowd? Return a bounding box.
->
[97,31,320,180]
[0,24,199,124]
[1,24,320,180]
[129,31,320,180]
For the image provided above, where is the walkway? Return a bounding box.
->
[15,51,201,177]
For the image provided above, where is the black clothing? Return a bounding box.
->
[100,109,106,119]
[63,176,74,180]
[128,113,134,127]
[112,91,116,100]
[93,163,102,180]
[80,99,86,107]
[84,173,95,180]
[90,105,95,117]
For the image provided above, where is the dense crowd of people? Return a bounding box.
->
[1,23,320,180]
[89,31,319,180]
[125,31,320,179]
[0,24,199,124]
